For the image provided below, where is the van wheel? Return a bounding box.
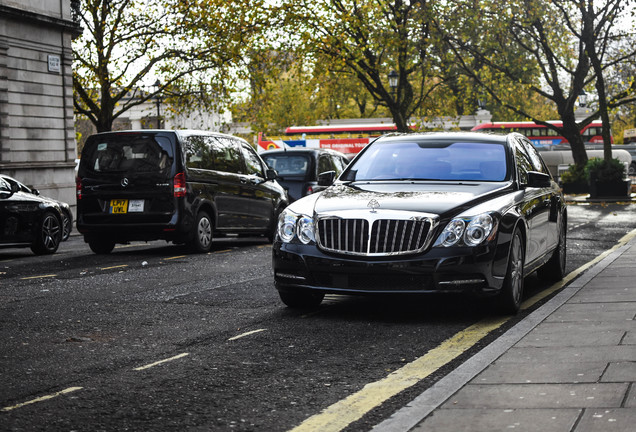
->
[88,238,116,254]
[190,211,213,253]
[31,211,62,255]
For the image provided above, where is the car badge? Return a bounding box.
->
[121,178,129,187]
[367,199,380,213]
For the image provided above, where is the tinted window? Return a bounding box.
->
[346,140,507,181]
[0,177,9,193]
[212,137,242,174]
[83,134,173,174]
[240,142,264,176]
[185,135,214,170]
[317,155,332,175]
[262,154,310,176]
[514,143,534,184]
[520,138,548,174]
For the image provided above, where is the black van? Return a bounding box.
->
[76,130,288,254]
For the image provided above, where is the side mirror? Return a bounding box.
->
[265,168,278,181]
[31,187,40,196]
[527,171,551,188]
[317,170,336,186]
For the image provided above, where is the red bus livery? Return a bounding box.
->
[471,120,610,148]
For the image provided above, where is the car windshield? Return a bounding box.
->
[344,140,508,182]
[83,134,174,174]
[262,154,310,176]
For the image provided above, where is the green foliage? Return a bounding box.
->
[560,164,586,185]
[584,158,625,183]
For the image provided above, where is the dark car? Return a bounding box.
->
[0,176,64,255]
[260,148,350,202]
[272,132,567,314]
[76,130,288,254]
[0,174,73,241]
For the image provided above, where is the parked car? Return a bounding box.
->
[0,174,73,241]
[0,176,64,254]
[76,130,288,254]
[272,132,567,314]
[261,148,350,202]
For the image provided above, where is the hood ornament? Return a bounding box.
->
[367,199,380,213]
[121,178,129,187]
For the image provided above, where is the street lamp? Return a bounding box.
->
[388,70,398,101]
[578,89,587,108]
[153,79,162,128]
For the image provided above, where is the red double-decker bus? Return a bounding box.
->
[471,120,610,148]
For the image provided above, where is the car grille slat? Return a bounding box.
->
[317,217,431,256]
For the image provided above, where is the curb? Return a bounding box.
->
[371,233,636,432]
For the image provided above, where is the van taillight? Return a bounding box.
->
[305,185,314,196]
[174,172,186,197]
[76,177,82,200]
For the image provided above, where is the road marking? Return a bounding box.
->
[291,228,636,431]
[228,329,267,341]
[209,249,232,254]
[99,264,128,270]
[1,387,83,412]
[163,255,186,260]
[133,353,189,371]
[290,317,507,432]
[20,274,56,280]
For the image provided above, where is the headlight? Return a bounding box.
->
[434,212,496,247]
[436,219,465,247]
[297,216,315,244]
[464,214,494,246]
[278,211,297,242]
[277,209,315,244]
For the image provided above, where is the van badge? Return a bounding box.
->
[121,178,129,187]
[367,199,380,213]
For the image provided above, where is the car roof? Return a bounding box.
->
[375,131,511,144]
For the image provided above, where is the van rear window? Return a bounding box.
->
[83,135,174,174]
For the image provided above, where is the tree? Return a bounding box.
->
[282,0,446,132]
[73,0,267,132]
[439,0,636,168]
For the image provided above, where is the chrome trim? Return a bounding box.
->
[315,211,439,257]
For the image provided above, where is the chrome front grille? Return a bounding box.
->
[316,216,433,256]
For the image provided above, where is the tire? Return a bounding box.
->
[497,228,525,314]
[279,290,325,309]
[189,211,213,253]
[61,210,72,241]
[31,211,62,255]
[88,238,116,254]
[537,216,567,282]
[629,162,636,177]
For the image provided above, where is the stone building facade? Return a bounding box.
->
[0,0,81,208]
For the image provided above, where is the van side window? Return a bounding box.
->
[240,142,264,177]
[211,137,242,174]
[185,136,214,170]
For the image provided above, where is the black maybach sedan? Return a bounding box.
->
[272,132,567,314]
[0,176,64,255]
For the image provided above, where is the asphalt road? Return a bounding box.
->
[1,201,635,431]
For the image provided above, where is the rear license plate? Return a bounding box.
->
[109,199,144,214]
[128,200,144,212]
[110,199,128,214]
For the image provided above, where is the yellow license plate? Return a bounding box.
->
[110,199,128,214]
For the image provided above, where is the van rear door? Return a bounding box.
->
[77,132,178,226]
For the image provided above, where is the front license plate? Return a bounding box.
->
[110,199,128,214]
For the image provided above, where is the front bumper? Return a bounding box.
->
[273,240,509,296]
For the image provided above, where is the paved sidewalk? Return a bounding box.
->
[374,233,636,432]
